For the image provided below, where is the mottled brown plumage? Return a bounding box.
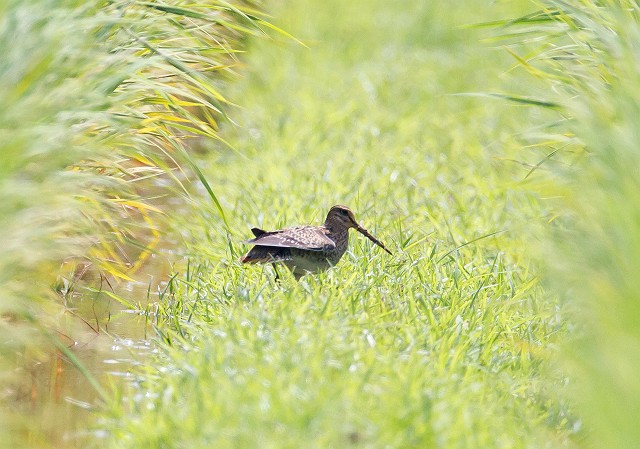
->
[241,205,392,280]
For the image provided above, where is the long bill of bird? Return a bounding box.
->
[354,224,393,255]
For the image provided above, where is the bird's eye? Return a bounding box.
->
[339,209,348,216]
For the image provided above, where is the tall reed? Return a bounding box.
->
[496,2,640,447]
[0,0,277,445]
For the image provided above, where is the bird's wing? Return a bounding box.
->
[243,226,336,251]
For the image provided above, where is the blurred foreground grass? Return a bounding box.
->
[0,0,272,447]
[496,2,640,448]
[99,1,581,448]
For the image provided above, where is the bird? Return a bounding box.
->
[241,205,393,280]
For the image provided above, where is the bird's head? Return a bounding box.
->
[325,205,393,255]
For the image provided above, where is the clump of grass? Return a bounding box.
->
[104,254,568,448]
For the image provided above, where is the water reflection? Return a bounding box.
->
[5,232,180,447]
[9,309,154,449]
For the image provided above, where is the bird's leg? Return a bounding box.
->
[272,263,282,283]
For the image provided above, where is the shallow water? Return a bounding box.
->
[3,179,187,448]
[6,246,179,449]
[8,307,152,449]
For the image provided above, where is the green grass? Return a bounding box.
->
[99,1,580,448]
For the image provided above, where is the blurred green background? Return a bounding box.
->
[2,0,639,448]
